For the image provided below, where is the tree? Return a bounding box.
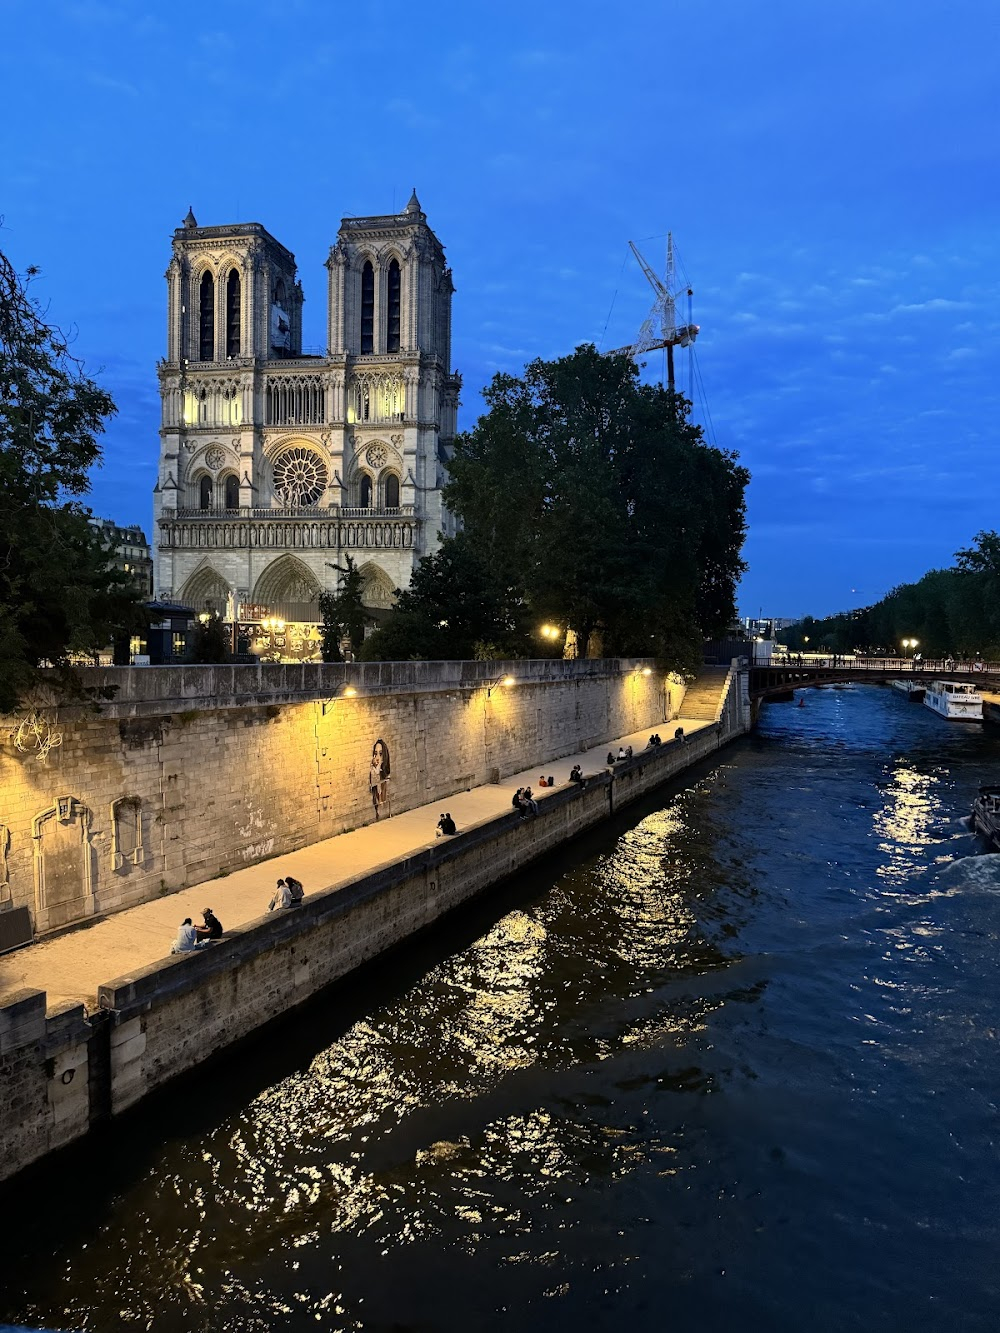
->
[443,345,749,671]
[359,533,528,661]
[319,554,369,660]
[185,613,230,664]
[0,244,147,712]
[784,530,1000,659]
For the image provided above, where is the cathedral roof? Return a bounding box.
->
[404,189,422,214]
[183,206,198,229]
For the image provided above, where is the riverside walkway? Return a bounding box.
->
[0,718,711,1011]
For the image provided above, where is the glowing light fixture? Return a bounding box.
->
[487,674,516,697]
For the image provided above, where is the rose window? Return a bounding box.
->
[204,445,227,471]
[366,442,387,469]
[272,448,327,507]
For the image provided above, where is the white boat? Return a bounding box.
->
[923,679,983,722]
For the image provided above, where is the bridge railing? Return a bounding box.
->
[753,654,998,674]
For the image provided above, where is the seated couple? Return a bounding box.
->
[512,787,539,817]
[268,876,305,911]
[171,908,222,953]
[436,812,458,836]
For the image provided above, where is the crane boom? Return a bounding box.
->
[607,233,699,390]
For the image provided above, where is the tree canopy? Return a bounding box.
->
[0,245,146,712]
[362,345,749,672]
[783,531,1000,657]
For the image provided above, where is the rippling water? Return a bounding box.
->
[4,685,1000,1332]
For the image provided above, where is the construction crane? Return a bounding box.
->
[607,234,699,394]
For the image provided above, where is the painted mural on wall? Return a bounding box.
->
[370,739,391,819]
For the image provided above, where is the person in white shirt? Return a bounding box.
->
[268,879,292,911]
[171,918,198,953]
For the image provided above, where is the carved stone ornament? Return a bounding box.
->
[390,434,403,446]
[205,445,227,470]
[366,442,387,469]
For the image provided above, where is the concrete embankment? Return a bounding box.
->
[0,665,747,1185]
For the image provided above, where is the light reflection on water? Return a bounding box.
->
[4,684,1000,1332]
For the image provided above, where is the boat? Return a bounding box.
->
[892,680,925,703]
[972,785,1000,850]
[924,679,983,722]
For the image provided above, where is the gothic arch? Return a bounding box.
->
[179,563,232,615]
[262,432,330,465]
[253,554,322,609]
[358,562,396,610]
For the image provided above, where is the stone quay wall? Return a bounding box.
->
[0,697,745,1187]
[0,659,685,937]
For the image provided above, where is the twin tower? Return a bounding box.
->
[153,192,460,637]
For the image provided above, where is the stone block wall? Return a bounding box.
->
[0,660,680,936]
[0,716,737,1185]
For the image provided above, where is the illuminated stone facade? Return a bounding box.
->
[153,193,461,629]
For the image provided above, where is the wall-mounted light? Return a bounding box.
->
[322,684,358,714]
[486,675,516,698]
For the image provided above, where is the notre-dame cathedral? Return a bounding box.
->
[153,192,460,654]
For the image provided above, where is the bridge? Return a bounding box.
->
[749,656,1000,701]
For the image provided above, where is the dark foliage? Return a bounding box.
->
[783,531,1000,657]
[364,345,749,673]
[0,244,147,711]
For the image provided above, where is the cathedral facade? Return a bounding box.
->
[153,193,460,653]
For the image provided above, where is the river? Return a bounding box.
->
[2,683,1000,1332]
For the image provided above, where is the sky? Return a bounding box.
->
[2,0,998,619]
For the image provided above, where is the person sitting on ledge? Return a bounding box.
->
[195,908,223,945]
[269,879,292,911]
[437,812,458,836]
[538,775,549,787]
[607,751,616,766]
[569,764,585,784]
[648,735,657,748]
[674,726,685,743]
[284,875,304,904]
[617,746,627,761]
[625,745,633,759]
[521,787,539,816]
[171,917,197,954]
[513,787,525,811]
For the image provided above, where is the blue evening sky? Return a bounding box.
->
[2,0,997,618]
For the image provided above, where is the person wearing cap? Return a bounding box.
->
[195,908,223,944]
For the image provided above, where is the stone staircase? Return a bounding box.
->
[680,665,732,721]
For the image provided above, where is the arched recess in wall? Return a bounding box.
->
[226,268,241,357]
[199,270,215,361]
[198,475,213,510]
[358,562,396,610]
[253,554,322,619]
[222,473,240,509]
[383,472,400,509]
[358,472,373,508]
[385,257,401,353]
[179,564,231,616]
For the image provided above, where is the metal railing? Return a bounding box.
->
[754,654,999,673]
[170,505,414,520]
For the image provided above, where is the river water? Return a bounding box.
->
[3,684,1000,1333]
